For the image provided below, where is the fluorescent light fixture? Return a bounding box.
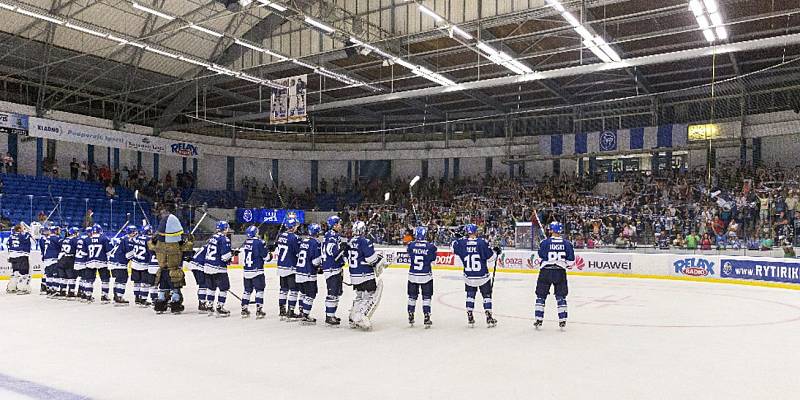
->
[235,38,262,51]
[689,0,704,16]
[257,0,287,12]
[107,35,129,45]
[265,50,288,61]
[451,26,473,40]
[304,17,335,34]
[561,11,581,27]
[16,8,64,24]
[593,36,621,62]
[545,0,566,13]
[0,3,15,11]
[145,46,179,59]
[394,58,416,70]
[702,0,718,14]
[696,15,710,29]
[239,0,253,6]
[128,41,146,48]
[574,26,594,41]
[715,26,728,40]
[584,39,612,62]
[349,36,365,46]
[208,65,235,76]
[702,28,716,42]
[189,24,223,38]
[240,74,264,84]
[708,12,723,26]
[476,41,497,55]
[132,2,175,21]
[291,59,315,69]
[65,23,107,37]
[418,5,443,22]
[373,48,393,58]
[508,59,533,74]
[178,56,210,68]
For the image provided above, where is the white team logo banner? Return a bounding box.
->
[28,117,202,158]
[270,80,289,125]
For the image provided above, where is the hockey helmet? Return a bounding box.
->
[216,221,230,233]
[245,225,258,238]
[414,226,428,241]
[464,223,478,235]
[352,220,367,236]
[549,221,564,234]
[307,223,322,236]
[326,215,341,229]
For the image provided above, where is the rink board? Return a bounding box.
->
[3,247,800,290]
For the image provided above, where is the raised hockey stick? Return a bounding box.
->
[190,212,208,235]
[134,190,151,227]
[409,176,421,226]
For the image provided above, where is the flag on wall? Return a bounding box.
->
[270,83,288,124]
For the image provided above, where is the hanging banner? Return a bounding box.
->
[287,74,307,123]
[27,117,202,158]
[270,80,289,125]
[270,74,306,124]
[0,111,29,136]
[236,208,305,224]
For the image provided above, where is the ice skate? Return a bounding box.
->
[216,305,231,318]
[408,312,415,326]
[467,311,475,327]
[300,314,317,325]
[169,302,185,314]
[325,316,340,327]
[113,296,129,306]
[424,313,432,329]
[278,305,287,321]
[486,311,497,328]
[255,306,266,319]
[241,307,251,319]
[40,283,48,294]
[285,308,300,321]
[534,319,543,330]
[559,321,566,331]
[66,290,76,300]
[198,301,209,314]
[101,295,111,304]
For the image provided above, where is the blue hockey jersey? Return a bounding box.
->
[204,233,232,274]
[38,234,61,264]
[452,237,494,287]
[242,237,269,279]
[8,231,31,258]
[347,236,380,285]
[275,231,300,278]
[59,236,78,258]
[407,240,437,284]
[321,230,345,278]
[537,237,575,269]
[86,235,111,269]
[189,246,206,272]
[130,234,156,271]
[295,237,322,283]
[74,234,89,270]
[107,236,134,270]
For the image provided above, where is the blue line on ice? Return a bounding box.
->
[0,373,92,400]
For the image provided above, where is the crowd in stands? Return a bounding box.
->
[246,162,799,251]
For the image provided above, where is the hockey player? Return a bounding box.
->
[240,225,269,319]
[534,221,575,330]
[38,224,62,296]
[142,224,161,306]
[130,225,154,306]
[347,220,386,330]
[189,245,210,313]
[295,223,322,325]
[321,215,348,326]
[107,225,137,305]
[204,221,233,317]
[6,223,32,294]
[56,227,80,299]
[406,226,437,328]
[73,227,91,301]
[452,223,500,327]
[85,224,112,303]
[275,218,301,320]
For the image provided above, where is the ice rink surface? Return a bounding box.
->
[2,268,800,400]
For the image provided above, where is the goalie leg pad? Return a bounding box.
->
[6,272,19,293]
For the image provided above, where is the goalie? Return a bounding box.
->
[347,220,387,330]
[6,223,33,294]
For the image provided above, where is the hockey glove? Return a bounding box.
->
[338,242,351,255]
[182,251,194,262]
[493,246,502,255]
[266,242,277,253]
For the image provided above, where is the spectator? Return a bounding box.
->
[83,209,94,228]
[685,232,699,250]
[80,161,88,180]
[70,158,80,180]
[2,152,14,174]
[700,233,712,250]
[105,184,116,199]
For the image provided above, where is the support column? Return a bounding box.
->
[35,138,43,176]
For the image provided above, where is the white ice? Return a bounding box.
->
[1,268,800,400]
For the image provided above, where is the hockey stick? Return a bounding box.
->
[408,176,421,226]
[226,289,242,302]
[190,212,208,235]
[134,190,151,227]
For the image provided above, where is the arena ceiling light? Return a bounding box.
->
[64,22,108,38]
[545,0,623,63]
[131,2,175,21]
[234,38,288,61]
[304,17,335,34]
[0,2,15,11]
[15,7,64,24]
[189,23,223,38]
[689,0,728,42]
[256,0,287,12]
[144,46,180,59]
